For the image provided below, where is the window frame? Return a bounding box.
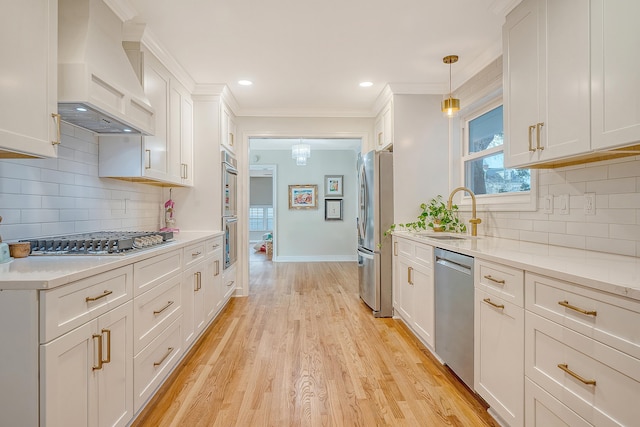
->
[458,97,537,212]
[248,205,274,232]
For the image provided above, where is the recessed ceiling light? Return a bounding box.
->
[359,81,373,87]
[76,106,88,112]
[123,128,132,132]
[238,80,253,86]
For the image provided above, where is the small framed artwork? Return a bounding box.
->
[324,175,343,197]
[325,199,343,220]
[289,184,318,209]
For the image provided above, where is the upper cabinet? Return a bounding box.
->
[99,46,194,187]
[504,0,640,168]
[374,100,393,151]
[590,0,640,151]
[220,101,236,154]
[503,0,590,168]
[0,0,59,158]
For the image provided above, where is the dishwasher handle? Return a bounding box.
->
[436,256,472,275]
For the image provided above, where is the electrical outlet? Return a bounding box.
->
[558,194,569,215]
[542,195,553,214]
[584,193,596,215]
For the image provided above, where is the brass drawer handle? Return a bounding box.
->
[192,251,202,257]
[145,149,151,169]
[101,329,111,364]
[394,241,398,256]
[484,275,505,284]
[226,280,235,287]
[214,260,220,276]
[51,113,61,145]
[195,271,202,291]
[558,300,597,317]
[528,125,536,152]
[408,266,414,285]
[483,298,505,309]
[557,363,596,386]
[153,347,174,367]
[536,122,545,150]
[86,290,113,302]
[153,301,174,315]
[92,333,103,370]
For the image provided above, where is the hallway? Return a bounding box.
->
[132,258,497,426]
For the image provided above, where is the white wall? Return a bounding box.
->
[451,57,640,257]
[0,123,162,242]
[250,149,358,261]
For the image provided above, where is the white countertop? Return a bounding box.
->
[394,231,640,302]
[0,231,223,291]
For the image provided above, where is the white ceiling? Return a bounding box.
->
[109,0,519,117]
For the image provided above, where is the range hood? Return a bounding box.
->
[58,0,154,134]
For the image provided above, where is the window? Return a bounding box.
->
[249,206,273,232]
[460,101,536,211]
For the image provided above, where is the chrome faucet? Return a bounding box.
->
[447,187,481,237]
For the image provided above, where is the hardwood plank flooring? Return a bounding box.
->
[132,250,499,426]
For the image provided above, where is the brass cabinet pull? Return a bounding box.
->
[528,125,536,152]
[394,241,398,256]
[378,132,383,146]
[483,298,505,310]
[102,329,111,364]
[558,300,597,316]
[86,290,113,302]
[51,113,61,145]
[145,149,152,169]
[153,301,174,315]
[536,122,545,150]
[557,363,596,386]
[229,132,234,146]
[92,334,103,371]
[226,280,235,287]
[214,260,220,276]
[408,266,414,285]
[484,275,506,284]
[180,163,187,179]
[153,347,174,367]
[194,272,202,291]
[192,251,202,257]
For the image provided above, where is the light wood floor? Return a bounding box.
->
[132,250,498,426]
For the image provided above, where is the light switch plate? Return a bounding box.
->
[584,193,596,215]
[558,194,569,215]
[542,195,553,214]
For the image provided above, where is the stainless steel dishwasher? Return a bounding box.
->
[434,248,474,389]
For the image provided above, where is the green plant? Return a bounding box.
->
[384,195,467,237]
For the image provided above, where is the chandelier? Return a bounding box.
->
[291,141,311,166]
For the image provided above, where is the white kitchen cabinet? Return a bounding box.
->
[41,300,134,427]
[525,378,592,427]
[474,288,524,427]
[374,100,393,151]
[204,237,224,321]
[220,263,237,310]
[221,101,237,154]
[503,0,590,168]
[590,0,640,151]
[0,0,59,158]
[99,47,194,187]
[392,236,434,348]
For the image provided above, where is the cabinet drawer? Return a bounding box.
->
[133,274,182,355]
[40,265,133,343]
[134,249,183,296]
[476,259,524,307]
[133,315,183,412]
[205,236,223,258]
[525,378,593,427]
[525,272,640,359]
[394,237,433,269]
[184,241,206,267]
[525,312,640,427]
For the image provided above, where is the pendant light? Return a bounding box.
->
[442,55,460,118]
[291,140,311,166]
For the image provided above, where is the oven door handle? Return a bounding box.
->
[224,217,238,224]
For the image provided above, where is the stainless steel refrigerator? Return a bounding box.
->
[357,150,394,317]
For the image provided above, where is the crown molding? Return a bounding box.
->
[103,0,138,21]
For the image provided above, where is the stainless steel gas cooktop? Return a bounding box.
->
[20,231,175,255]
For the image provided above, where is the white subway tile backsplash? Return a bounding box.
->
[608,159,640,179]
[586,208,636,225]
[0,130,162,241]
[533,220,566,234]
[549,233,585,249]
[609,224,640,241]
[609,193,640,209]
[538,170,566,186]
[519,230,549,244]
[566,222,609,238]
[566,164,608,182]
[586,177,636,194]
[586,237,636,257]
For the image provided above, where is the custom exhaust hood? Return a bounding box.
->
[58,0,154,134]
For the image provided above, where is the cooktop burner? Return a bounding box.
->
[20,231,174,255]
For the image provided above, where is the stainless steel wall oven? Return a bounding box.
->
[222,150,238,269]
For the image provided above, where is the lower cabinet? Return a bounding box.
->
[525,378,592,427]
[392,236,434,348]
[41,301,134,427]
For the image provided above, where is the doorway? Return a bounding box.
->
[249,163,276,264]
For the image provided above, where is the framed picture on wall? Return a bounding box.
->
[324,175,343,197]
[324,199,343,220]
[289,184,318,209]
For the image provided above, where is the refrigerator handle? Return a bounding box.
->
[358,163,367,241]
[357,249,375,260]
